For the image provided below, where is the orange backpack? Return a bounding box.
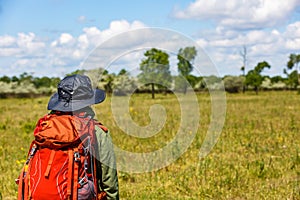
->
[16,113,107,200]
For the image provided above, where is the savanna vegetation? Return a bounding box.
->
[0,91,299,199]
[0,50,299,98]
[1,47,300,199]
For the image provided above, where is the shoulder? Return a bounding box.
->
[94,121,109,134]
[93,121,114,148]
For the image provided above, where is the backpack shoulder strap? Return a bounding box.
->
[94,121,108,133]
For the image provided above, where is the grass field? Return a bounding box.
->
[0,91,300,199]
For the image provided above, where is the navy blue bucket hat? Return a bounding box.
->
[47,74,106,112]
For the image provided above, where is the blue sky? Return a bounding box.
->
[1,0,300,77]
[0,1,195,36]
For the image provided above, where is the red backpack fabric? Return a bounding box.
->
[16,113,107,200]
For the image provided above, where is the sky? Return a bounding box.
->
[0,0,300,78]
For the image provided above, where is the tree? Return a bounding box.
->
[11,76,19,82]
[66,69,86,76]
[245,61,271,94]
[286,53,300,89]
[174,74,201,92]
[113,70,137,96]
[177,46,197,94]
[33,77,52,88]
[0,75,11,83]
[240,45,247,93]
[51,77,61,88]
[32,76,60,89]
[240,45,247,76]
[19,72,33,84]
[139,48,171,99]
[284,70,298,89]
[118,69,127,76]
[270,75,286,84]
[287,53,300,71]
[97,70,115,94]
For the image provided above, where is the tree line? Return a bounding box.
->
[0,47,299,98]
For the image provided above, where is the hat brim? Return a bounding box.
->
[47,88,106,112]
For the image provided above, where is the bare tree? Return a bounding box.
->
[240,45,247,93]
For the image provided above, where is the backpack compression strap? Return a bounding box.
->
[17,142,37,200]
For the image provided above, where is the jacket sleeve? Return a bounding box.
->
[95,125,119,200]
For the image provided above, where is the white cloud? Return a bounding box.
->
[196,38,208,48]
[0,32,46,57]
[77,15,96,24]
[173,0,299,29]
[0,48,21,56]
[0,35,16,47]
[18,33,46,56]
[12,20,146,76]
[51,33,74,47]
[192,19,300,75]
[109,20,131,32]
[59,33,74,45]
[78,34,89,49]
[77,15,86,23]
[80,26,103,46]
[1,18,299,77]
[16,32,45,52]
[285,39,300,50]
[285,21,300,38]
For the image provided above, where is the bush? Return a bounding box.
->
[223,76,245,93]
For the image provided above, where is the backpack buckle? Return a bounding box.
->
[78,176,88,188]
[74,152,80,162]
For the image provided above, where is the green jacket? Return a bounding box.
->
[95,124,119,200]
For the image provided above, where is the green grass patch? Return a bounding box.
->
[0,91,300,199]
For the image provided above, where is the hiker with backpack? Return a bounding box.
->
[16,74,119,200]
